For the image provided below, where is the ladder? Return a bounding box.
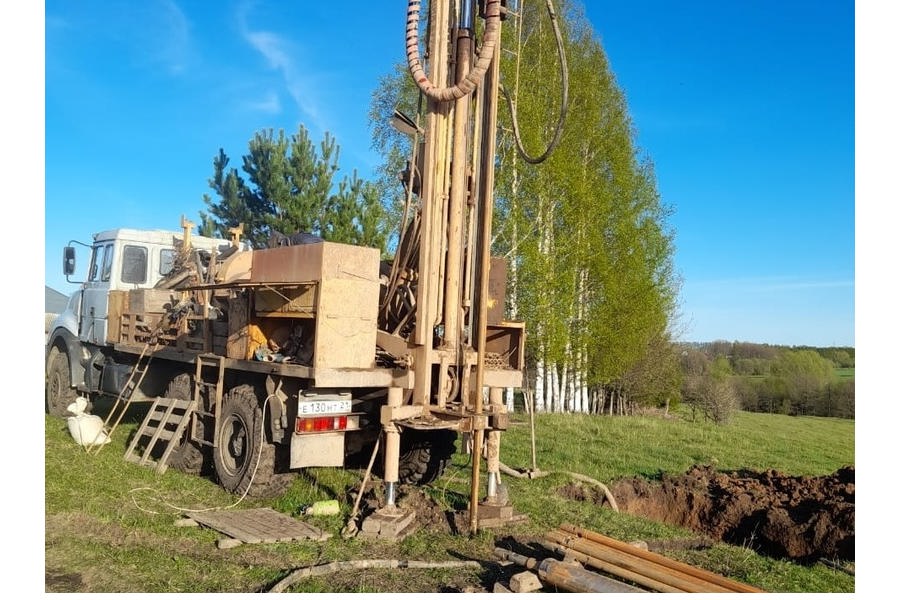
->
[87,340,157,454]
[123,392,196,474]
[193,353,226,451]
[122,354,225,474]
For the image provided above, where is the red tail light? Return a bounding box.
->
[296,415,348,433]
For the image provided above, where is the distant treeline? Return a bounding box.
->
[679,341,854,421]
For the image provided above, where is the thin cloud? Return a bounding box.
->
[155,0,191,75]
[235,1,326,131]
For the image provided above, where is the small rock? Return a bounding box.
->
[493,582,512,593]
[216,538,243,549]
[174,518,199,528]
[509,571,542,593]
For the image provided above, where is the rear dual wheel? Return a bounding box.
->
[164,374,210,475]
[213,384,295,498]
[397,429,458,485]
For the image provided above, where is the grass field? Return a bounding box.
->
[44,407,855,593]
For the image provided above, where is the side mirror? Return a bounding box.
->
[63,246,76,277]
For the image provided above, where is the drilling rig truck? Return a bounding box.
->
[46,0,536,534]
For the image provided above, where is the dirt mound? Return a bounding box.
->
[584,465,854,563]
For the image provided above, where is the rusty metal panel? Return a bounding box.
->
[250,243,325,283]
[487,256,507,325]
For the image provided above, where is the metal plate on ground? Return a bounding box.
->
[187,508,332,543]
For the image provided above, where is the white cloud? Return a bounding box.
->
[235,2,326,132]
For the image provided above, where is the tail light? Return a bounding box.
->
[296,415,348,434]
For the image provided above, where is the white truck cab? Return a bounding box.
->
[46,227,233,411]
[68,228,230,345]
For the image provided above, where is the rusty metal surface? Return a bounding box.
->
[188,508,331,543]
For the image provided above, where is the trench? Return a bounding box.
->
[559,465,855,563]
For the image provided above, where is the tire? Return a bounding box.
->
[397,429,458,485]
[163,374,210,475]
[213,384,295,498]
[46,347,78,417]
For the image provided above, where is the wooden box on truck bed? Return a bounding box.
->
[249,242,381,370]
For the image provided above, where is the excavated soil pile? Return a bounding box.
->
[599,465,854,563]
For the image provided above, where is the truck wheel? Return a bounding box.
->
[213,385,295,498]
[164,374,210,475]
[397,429,457,485]
[46,347,78,417]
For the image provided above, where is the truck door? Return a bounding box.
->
[80,242,113,345]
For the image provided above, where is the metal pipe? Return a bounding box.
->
[545,530,733,593]
[558,524,762,592]
[485,387,503,500]
[543,541,682,593]
[537,558,646,594]
[459,0,474,29]
[469,0,503,535]
[486,471,498,499]
[385,481,397,507]
[443,29,472,354]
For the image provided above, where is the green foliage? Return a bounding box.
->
[678,342,854,418]
[491,0,678,407]
[200,125,389,251]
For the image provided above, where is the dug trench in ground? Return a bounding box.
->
[559,464,855,564]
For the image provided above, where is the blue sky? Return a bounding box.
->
[39,0,859,347]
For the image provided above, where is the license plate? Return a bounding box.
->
[298,399,352,416]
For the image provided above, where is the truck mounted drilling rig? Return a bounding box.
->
[46,0,546,536]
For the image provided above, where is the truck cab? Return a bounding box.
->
[69,228,229,345]
[46,227,232,414]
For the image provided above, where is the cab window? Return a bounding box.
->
[160,249,176,276]
[100,244,114,282]
[88,246,103,281]
[121,245,148,284]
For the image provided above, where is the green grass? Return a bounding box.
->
[834,367,855,379]
[45,408,854,593]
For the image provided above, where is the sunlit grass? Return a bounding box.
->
[45,408,854,592]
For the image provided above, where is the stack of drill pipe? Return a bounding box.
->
[545,524,763,593]
[494,547,644,593]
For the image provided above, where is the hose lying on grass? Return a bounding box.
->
[497,462,619,513]
[267,559,482,593]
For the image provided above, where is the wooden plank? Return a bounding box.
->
[187,508,331,544]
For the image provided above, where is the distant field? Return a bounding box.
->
[834,367,855,379]
[45,408,854,593]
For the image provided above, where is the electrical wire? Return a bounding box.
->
[128,394,274,515]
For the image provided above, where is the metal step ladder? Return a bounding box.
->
[192,353,226,451]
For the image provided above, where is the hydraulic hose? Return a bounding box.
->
[406,0,502,101]
[501,0,569,164]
